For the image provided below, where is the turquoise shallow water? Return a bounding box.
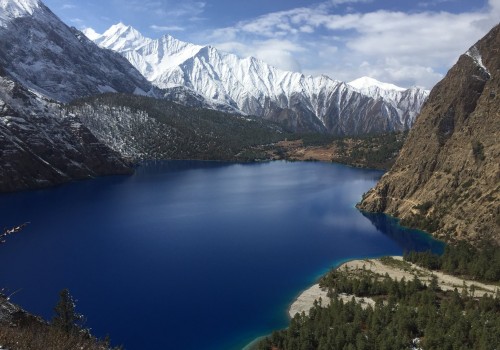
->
[0,161,443,349]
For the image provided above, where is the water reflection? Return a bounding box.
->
[133,159,237,175]
[360,211,445,254]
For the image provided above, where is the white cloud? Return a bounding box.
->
[330,0,373,5]
[203,0,499,89]
[61,4,76,10]
[163,1,206,18]
[69,18,84,24]
[252,40,304,72]
[119,0,206,20]
[150,25,185,32]
[216,39,304,72]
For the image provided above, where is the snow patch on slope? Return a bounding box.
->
[466,46,491,77]
[0,0,40,26]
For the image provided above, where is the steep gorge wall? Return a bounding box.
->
[358,24,500,244]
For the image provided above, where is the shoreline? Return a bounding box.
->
[288,255,499,318]
[287,257,381,318]
[242,256,372,349]
[246,255,500,348]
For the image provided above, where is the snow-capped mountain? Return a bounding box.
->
[89,23,429,135]
[348,76,429,128]
[0,1,155,102]
[349,76,406,102]
[0,0,39,24]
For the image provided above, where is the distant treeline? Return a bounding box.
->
[404,240,500,283]
[69,93,295,162]
[331,131,408,170]
[69,94,408,167]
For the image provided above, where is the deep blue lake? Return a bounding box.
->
[0,161,443,349]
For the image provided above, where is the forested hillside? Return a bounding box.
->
[68,93,293,162]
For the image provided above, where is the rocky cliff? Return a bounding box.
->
[0,68,131,192]
[357,24,500,244]
[0,0,155,103]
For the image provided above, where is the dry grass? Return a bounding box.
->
[0,322,120,350]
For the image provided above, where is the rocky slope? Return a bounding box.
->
[0,0,155,103]
[88,24,429,135]
[0,67,131,192]
[357,24,500,244]
[66,93,290,162]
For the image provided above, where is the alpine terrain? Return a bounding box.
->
[0,65,131,192]
[358,23,500,244]
[0,0,157,191]
[0,0,432,192]
[0,0,156,102]
[87,24,429,135]
[0,0,290,190]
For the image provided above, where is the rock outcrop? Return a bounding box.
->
[357,24,500,244]
[0,68,131,192]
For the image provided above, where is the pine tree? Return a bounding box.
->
[52,288,85,334]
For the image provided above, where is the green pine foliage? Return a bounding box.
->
[68,93,295,162]
[258,269,500,350]
[330,131,408,170]
[0,289,122,350]
[404,241,500,283]
[259,241,500,350]
[52,289,85,334]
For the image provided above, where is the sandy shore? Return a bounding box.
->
[289,256,499,318]
[289,283,375,317]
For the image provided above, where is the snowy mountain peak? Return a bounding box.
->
[102,22,132,37]
[0,0,40,24]
[159,32,202,54]
[89,24,429,134]
[348,76,406,92]
[0,5,155,103]
[91,22,148,52]
[82,27,101,41]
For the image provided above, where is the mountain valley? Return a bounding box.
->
[0,0,432,191]
[0,1,498,350]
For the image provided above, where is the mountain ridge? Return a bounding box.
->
[0,66,132,192]
[88,24,429,135]
[0,1,156,103]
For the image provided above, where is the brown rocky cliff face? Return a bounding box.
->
[357,24,500,244]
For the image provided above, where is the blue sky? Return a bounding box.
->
[43,0,499,89]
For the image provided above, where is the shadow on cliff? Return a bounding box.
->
[360,211,445,254]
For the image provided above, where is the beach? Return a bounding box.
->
[289,256,499,317]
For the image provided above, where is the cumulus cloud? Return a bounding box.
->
[204,0,499,89]
[216,39,304,72]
